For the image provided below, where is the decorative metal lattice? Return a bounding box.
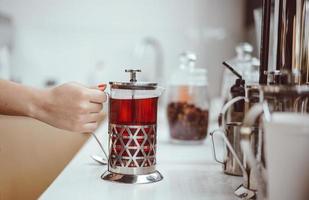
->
[109,124,157,169]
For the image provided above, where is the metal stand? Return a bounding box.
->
[101,170,163,184]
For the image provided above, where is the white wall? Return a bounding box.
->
[0,0,245,97]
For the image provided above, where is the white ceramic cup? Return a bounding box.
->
[265,113,309,200]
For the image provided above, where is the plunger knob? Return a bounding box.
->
[125,69,141,82]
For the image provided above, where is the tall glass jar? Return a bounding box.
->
[167,52,209,144]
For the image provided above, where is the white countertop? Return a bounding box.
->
[40,107,242,200]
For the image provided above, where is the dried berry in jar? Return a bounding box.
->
[167,102,209,141]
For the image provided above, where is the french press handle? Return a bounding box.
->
[89,84,110,164]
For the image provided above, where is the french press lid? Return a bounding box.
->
[109,69,158,90]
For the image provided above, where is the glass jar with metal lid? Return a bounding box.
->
[167,52,210,144]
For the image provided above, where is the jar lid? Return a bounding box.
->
[187,67,208,86]
[109,69,158,90]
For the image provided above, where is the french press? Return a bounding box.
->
[100,69,164,184]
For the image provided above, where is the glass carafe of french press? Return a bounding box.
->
[101,69,164,184]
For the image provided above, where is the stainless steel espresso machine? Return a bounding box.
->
[212,0,309,199]
[259,0,308,86]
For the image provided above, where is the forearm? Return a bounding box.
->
[0,80,43,118]
[0,80,106,132]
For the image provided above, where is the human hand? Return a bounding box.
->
[33,82,107,132]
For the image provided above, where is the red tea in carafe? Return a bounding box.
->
[109,97,158,168]
[109,97,158,125]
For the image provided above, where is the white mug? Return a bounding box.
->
[265,113,309,200]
